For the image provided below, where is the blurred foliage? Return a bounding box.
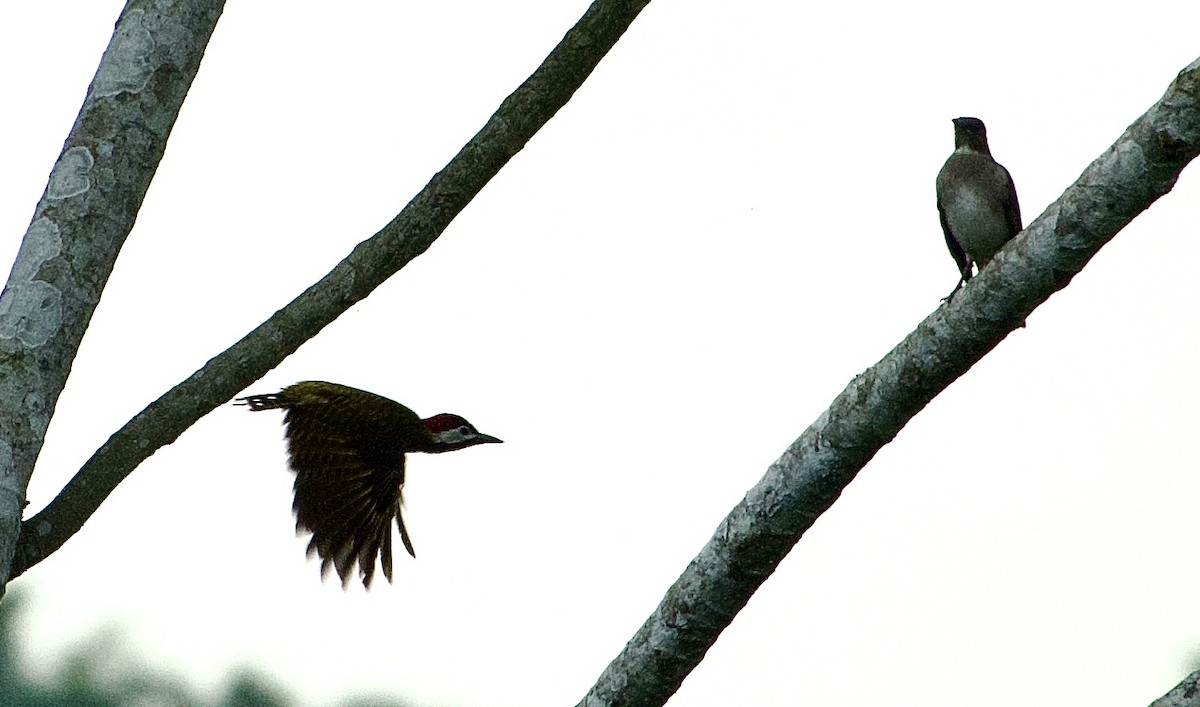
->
[0,589,413,706]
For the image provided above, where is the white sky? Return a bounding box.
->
[3,2,1200,706]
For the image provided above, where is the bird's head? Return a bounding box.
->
[952,117,990,154]
[421,413,503,452]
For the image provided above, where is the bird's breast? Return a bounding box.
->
[942,189,1011,266]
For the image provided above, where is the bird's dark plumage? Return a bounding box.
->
[237,381,501,588]
[937,117,1022,296]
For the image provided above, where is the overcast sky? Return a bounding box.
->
[3,2,1200,706]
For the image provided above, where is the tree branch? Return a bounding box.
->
[577,57,1200,707]
[8,0,652,581]
[1150,668,1200,707]
[0,0,225,590]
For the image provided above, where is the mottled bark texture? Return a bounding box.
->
[577,57,1200,707]
[0,0,225,591]
[1151,669,1200,707]
[7,0,652,580]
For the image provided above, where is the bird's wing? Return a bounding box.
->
[1000,164,1022,237]
[280,384,420,588]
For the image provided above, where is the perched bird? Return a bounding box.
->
[237,381,501,588]
[936,117,1022,298]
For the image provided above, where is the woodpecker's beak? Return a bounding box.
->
[474,433,503,445]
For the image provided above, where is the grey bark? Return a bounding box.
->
[0,0,225,591]
[1151,669,1200,707]
[5,0,652,580]
[577,57,1200,707]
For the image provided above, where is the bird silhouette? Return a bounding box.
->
[238,381,501,587]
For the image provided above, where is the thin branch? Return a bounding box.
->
[9,0,652,580]
[0,0,225,589]
[577,57,1200,707]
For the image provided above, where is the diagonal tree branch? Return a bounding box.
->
[577,57,1200,707]
[0,0,225,591]
[1150,668,1200,707]
[7,0,653,581]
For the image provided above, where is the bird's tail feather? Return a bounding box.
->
[236,393,287,411]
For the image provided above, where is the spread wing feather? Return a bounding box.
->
[246,382,423,588]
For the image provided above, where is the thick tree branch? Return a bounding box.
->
[0,0,225,590]
[8,0,652,580]
[1151,668,1200,707]
[578,57,1200,707]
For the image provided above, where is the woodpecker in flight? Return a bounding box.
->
[936,117,1022,299]
[237,381,501,588]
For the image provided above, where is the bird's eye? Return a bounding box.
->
[458,425,471,436]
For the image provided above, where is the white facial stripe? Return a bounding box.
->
[436,427,473,445]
